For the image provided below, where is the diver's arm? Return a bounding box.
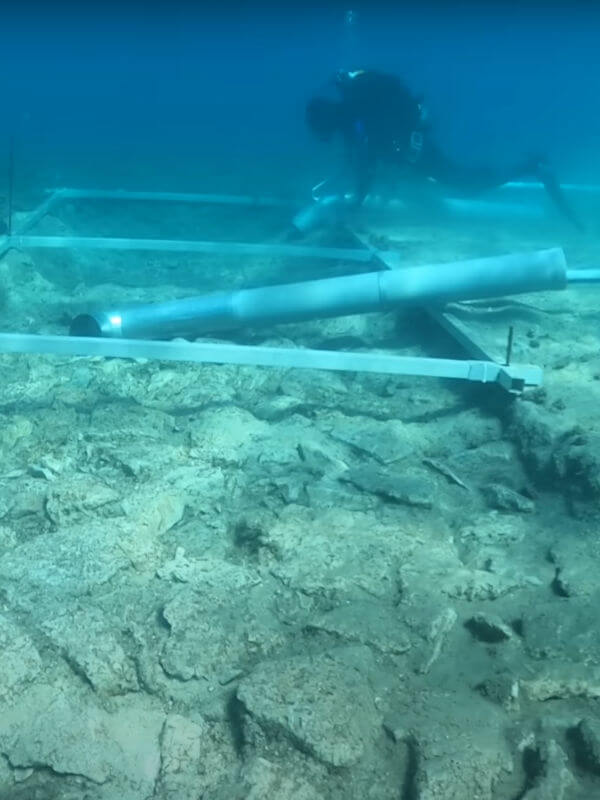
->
[345,128,375,204]
[353,151,376,204]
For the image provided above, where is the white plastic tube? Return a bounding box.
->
[70,247,567,340]
[12,234,379,263]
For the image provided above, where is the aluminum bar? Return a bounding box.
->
[566,269,600,283]
[0,189,64,259]
[0,332,542,386]
[46,187,288,207]
[11,234,381,263]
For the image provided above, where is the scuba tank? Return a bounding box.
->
[291,179,358,235]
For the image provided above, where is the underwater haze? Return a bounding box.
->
[2,1,600,191]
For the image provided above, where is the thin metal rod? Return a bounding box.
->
[0,190,64,261]
[505,325,514,367]
[501,181,600,194]
[45,182,600,207]
[0,332,542,385]
[46,187,290,207]
[426,306,502,363]
[10,233,380,263]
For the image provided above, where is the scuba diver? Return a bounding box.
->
[299,68,582,233]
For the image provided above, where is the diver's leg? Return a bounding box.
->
[418,141,517,193]
[532,156,584,231]
[418,142,583,230]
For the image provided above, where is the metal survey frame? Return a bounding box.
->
[0,183,569,392]
[0,331,537,387]
[347,227,537,392]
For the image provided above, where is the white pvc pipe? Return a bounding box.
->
[11,234,381,263]
[565,269,600,283]
[500,181,600,194]
[46,183,600,206]
[70,247,567,340]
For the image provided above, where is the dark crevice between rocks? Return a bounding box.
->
[227,693,247,757]
[551,567,571,597]
[510,618,524,637]
[395,402,473,425]
[0,767,66,800]
[168,401,253,419]
[512,744,545,800]
[567,720,600,777]
[400,735,420,800]
[131,651,158,697]
[62,652,96,693]
[156,606,172,632]
[465,614,512,644]
[506,400,600,509]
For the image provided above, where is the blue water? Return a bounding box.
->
[1,2,599,191]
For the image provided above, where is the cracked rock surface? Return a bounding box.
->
[0,193,599,799]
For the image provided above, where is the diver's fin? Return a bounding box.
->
[526,156,585,232]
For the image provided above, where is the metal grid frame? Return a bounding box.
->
[0,183,577,392]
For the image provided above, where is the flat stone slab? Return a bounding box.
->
[237,651,382,767]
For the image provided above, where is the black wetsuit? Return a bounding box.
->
[333,69,581,228]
